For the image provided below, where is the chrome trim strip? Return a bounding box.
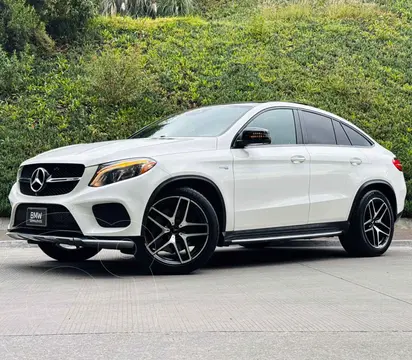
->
[230,231,342,244]
[19,177,81,183]
[46,177,82,183]
[7,232,135,250]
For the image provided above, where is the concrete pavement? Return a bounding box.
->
[1,241,412,359]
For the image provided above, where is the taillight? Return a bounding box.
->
[393,158,403,172]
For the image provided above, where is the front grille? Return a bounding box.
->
[20,182,79,196]
[19,163,85,196]
[13,204,82,235]
[21,164,85,179]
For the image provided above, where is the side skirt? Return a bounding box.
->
[224,222,348,245]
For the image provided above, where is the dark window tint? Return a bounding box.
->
[332,120,351,146]
[342,124,372,147]
[301,111,336,145]
[246,109,296,145]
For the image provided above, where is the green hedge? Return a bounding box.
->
[0,1,411,217]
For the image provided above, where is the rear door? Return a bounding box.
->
[299,110,371,224]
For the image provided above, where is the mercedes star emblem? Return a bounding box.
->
[30,168,49,193]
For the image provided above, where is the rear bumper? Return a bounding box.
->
[7,231,138,250]
[396,211,403,222]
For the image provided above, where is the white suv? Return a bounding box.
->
[7,102,407,274]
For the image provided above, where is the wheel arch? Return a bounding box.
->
[349,180,397,221]
[144,175,227,245]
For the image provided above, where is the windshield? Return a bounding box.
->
[131,105,254,138]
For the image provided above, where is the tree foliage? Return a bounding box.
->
[27,0,97,41]
[100,0,194,17]
[0,0,53,53]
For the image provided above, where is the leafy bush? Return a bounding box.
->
[194,0,260,19]
[27,0,97,41]
[85,46,159,106]
[0,0,53,53]
[376,0,412,19]
[0,47,34,98]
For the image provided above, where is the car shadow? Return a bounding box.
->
[9,243,349,278]
[207,245,347,269]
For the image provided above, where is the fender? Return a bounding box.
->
[348,179,396,222]
[143,175,227,232]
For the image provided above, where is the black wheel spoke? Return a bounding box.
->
[151,207,174,225]
[376,221,391,233]
[374,224,390,237]
[148,216,168,232]
[178,234,192,261]
[153,239,173,255]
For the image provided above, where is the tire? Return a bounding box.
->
[38,243,101,262]
[339,190,395,257]
[136,187,219,275]
[241,243,269,249]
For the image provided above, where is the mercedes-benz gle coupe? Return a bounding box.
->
[7,102,407,274]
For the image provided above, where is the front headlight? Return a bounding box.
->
[89,158,157,187]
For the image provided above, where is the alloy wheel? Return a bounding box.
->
[144,196,210,265]
[363,197,393,249]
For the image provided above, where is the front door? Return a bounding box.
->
[232,108,310,231]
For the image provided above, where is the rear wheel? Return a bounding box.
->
[136,187,219,275]
[340,190,394,257]
[38,243,101,262]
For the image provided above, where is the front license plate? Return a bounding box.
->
[26,207,47,227]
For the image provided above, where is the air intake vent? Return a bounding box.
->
[93,203,131,228]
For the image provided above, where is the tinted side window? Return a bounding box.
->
[301,111,336,145]
[332,120,351,146]
[246,109,297,145]
[342,124,372,147]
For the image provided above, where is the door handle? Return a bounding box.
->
[291,155,306,164]
[350,157,362,166]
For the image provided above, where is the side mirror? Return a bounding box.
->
[235,127,271,148]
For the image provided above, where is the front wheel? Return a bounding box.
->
[340,190,395,257]
[136,187,219,275]
[38,243,101,262]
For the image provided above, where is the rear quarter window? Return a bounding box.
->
[342,124,373,147]
[332,120,351,146]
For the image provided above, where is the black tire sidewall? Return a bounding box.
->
[137,187,219,275]
[38,243,101,262]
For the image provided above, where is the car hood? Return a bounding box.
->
[22,138,218,167]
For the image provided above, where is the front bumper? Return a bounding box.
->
[8,165,170,238]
